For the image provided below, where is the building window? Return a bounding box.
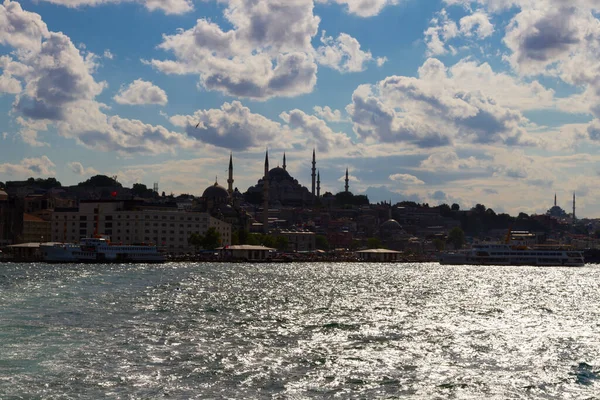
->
[80,222,86,228]
[105,223,112,228]
[106,216,113,221]
[80,216,87,221]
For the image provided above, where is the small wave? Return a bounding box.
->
[570,362,600,385]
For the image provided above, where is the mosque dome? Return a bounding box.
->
[268,167,292,182]
[203,181,229,200]
[381,219,402,231]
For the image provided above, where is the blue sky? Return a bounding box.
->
[1,0,599,216]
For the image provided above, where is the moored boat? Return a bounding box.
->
[439,243,584,266]
[40,236,165,263]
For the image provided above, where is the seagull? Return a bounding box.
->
[195,122,200,129]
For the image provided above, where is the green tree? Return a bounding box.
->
[315,235,329,250]
[202,227,221,250]
[433,238,445,251]
[188,233,204,252]
[447,227,466,250]
[367,237,382,249]
[246,234,260,245]
[231,230,240,245]
[260,234,276,248]
[78,175,122,187]
[238,229,249,245]
[275,236,289,251]
[451,203,460,211]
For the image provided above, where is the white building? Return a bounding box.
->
[51,200,231,254]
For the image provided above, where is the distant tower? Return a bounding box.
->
[316,170,321,198]
[227,152,234,199]
[554,193,557,207]
[282,152,287,171]
[153,182,159,193]
[263,149,270,233]
[311,149,316,198]
[345,168,349,193]
[573,192,576,221]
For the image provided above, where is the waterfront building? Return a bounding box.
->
[276,230,316,252]
[23,213,51,243]
[51,200,231,254]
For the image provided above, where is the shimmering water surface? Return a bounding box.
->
[1,262,600,398]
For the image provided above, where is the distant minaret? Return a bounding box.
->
[282,152,286,171]
[316,170,321,198]
[345,168,349,193]
[554,193,557,207]
[573,192,576,221]
[227,152,234,199]
[263,149,269,233]
[311,149,316,198]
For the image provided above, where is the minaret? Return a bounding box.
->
[573,192,576,221]
[263,149,269,233]
[311,149,316,198]
[282,152,286,171]
[227,152,234,199]
[554,193,557,207]
[345,168,349,193]
[316,170,321,198]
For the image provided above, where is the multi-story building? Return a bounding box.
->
[277,230,316,252]
[51,200,231,254]
[23,213,51,243]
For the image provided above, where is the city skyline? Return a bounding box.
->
[1,0,600,217]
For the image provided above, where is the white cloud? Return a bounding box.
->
[419,151,483,171]
[389,173,425,185]
[0,155,55,177]
[280,109,354,152]
[67,161,99,176]
[313,105,345,122]
[103,49,113,59]
[346,58,535,148]
[113,79,168,106]
[0,0,49,52]
[316,31,382,73]
[33,0,193,15]
[316,0,399,17]
[459,11,494,38]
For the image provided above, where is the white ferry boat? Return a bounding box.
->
[439,243,585,266]
[40,237,165,263]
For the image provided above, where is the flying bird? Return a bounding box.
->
[195,122,200,129]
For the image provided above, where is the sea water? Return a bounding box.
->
[1,262,600,398]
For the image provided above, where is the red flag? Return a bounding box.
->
[111,191,117,197]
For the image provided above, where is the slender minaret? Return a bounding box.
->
[345,168,349,193]
[554,193,557,207]
[316,170,321,198]
[573,192,576,221]
[263,149,269,233]
[282,152,287,171]
[311,149,316,198]
[227,152,234,199]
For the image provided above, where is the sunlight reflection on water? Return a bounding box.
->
[1,262,600,398]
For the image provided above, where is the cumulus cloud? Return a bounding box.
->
[67,161,99,176]
[389,173,425,185]
[32,0,193,14]
[113,79,168,106]
[346,58,534,148]
[316,0,399,17]
[0,155,55,177]
[151,0,381,99]
[313,105,345,122]
[316,31,383,72]
[425,9,494,56]
[170,101,286,151]
[420,151,483,171]
[103,49,113,59]
[0,1,198,155]
[280,109,354,152]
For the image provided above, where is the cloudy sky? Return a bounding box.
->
[1,0,599,216]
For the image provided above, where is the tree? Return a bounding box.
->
[231,230,240,245]
[473,204,486,214]
[202,227,221,250]
[433,238,445,251]
[78,175,121,187]
[447,227,466,250]
[315,235,329,250]
[238,229,249,245]
[451,203,460,211]
[132,183,153,197]
[367,237,382,249]
[188,233,204,252]
[275,236,289,251]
